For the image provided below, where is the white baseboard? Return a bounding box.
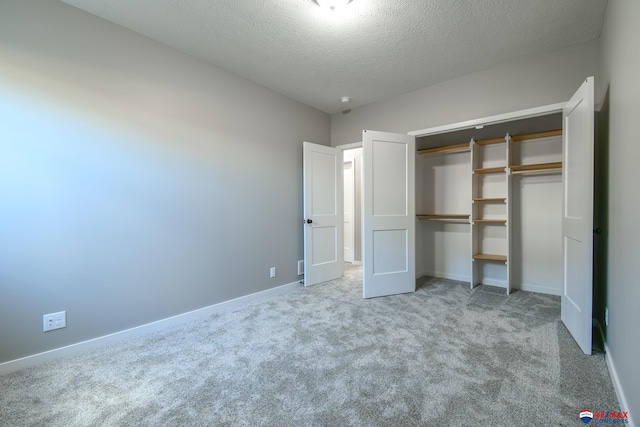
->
[420,271,509,290]
[419,272,560,295]
[511,282,561,296]
[0,280,303,376]
[420,271,507,289]
[604,343,635,427]
[422,270,470,283]
[480,278,508,289]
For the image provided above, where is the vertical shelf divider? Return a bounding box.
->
[471,134,510,294]
[506,134,512,294]
[470,138,478,289]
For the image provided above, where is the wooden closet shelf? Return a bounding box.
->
[476,136,506,146]
[417,214,470,222]
[473,219,507,224]
[510,161,562,175]
[473,198,506,203]
[473,166,506,174]
[511,129,562,142]
[418,142,470,155]
[473,253,507,262]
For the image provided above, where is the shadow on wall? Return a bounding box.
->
[593,86,610,344]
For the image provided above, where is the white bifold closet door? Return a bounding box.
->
[362,130,416,298]
[561,77,595,355]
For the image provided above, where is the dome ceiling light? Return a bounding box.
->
[316,0,352,12]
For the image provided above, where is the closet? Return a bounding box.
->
[406,78,595,356]
[415,113,564,295]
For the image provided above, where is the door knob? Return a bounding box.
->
[306,219,313,224]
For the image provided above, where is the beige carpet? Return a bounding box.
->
[0,265,619,426]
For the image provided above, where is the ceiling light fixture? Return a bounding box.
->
[340,96,351,103]
[316,0,351,12]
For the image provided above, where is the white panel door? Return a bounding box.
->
[303,141,343,286]
[561,77,594,355]
[362,130,415,298]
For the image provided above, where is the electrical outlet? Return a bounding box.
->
[605,307,609,327]
[43,311,66,332]
[298,260,304,276]
[269,267,276,278]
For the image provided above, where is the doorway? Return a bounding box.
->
[342,147,362,266]
[306,132,415,298]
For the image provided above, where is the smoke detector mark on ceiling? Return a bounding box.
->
[316,0,352,12]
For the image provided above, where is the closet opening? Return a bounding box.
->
[416,112,564,295]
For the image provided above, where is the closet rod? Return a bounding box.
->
[416,214,470,222]
[417,213,469,217]
[473,166,506,174]
[511,168,562,175]
[510,161,562,172]
[511,129,562,141]
[473,197,506,202]
[417,218,470,222]
[417,128,561,153]
[417,141,470,155]
[475,128,561,145]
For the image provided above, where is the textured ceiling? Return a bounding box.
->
[59,0,607,114]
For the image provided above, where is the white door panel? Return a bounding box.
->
[561,77,594,355]
[303,142,343,286]
[363,130,415,298]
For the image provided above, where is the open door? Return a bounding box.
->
[561,77,594,355]
[362,130,415,298]
[303,141,343,286]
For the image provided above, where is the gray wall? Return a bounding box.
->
[598,0,640,421]
[0,0,329,363]
[331,40,599,146]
